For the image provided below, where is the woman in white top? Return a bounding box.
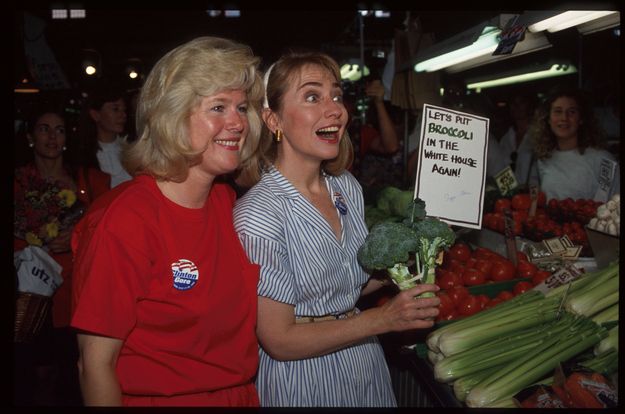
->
[528,86,619,202]
[79,85,133,187]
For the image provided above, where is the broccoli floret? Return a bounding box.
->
[375,186,403,215]
[408,217,456,296]
[357,222,419,271]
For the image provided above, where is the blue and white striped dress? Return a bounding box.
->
[233,166,396,407]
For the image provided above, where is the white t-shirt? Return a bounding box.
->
[529,147,620,202]
[96,136,132,188]
[487,127,533,184]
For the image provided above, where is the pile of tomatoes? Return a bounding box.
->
[482,193,595,255]
[435,242,551,322]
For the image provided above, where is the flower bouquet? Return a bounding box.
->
[14,167,85,248]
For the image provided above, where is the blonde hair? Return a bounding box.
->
[237,51,353,188]
[123,36,264,182]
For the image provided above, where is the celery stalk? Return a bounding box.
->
[466,316,607,408]
[565,273,619,316]
[437,307,559,356]
[594,325,618,356]
[453,365,501,402]
[434,319,572,382]
[591,303,619,325]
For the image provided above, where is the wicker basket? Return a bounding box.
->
[14,292,52,343]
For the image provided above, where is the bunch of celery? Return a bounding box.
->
[424,262,619,408]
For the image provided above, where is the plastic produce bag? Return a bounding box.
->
[14,246,63,296]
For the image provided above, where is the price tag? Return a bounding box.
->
[543,237,566,255]
[532,264,584,294]
[494,166,518,196]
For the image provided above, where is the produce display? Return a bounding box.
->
[435,243,546,321]
[424,262,619,408]
[362,185,619,408]
[358,193,455,297]
[482,192,605,256]
[587,194,620,236]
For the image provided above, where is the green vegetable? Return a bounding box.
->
[564,263,619,317]
[407,217,456,296]
[375,186,403,215]
[581,348,618,375]
[594,325,618,356]
[357,222,419,272]
[465,315,608,407]
[591,303,618,326]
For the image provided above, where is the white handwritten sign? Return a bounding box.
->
[414,104,489,229]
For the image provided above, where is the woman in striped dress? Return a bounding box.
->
[233,51,441,407]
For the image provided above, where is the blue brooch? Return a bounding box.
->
[333,192,348,215]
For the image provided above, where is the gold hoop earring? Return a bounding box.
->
[275,129,283,143]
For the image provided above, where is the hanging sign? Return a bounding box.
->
[493,15,527,56]
[414,104,489,229]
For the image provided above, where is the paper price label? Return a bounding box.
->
[494,166,518,196]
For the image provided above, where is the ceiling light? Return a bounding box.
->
[414,25,501,72]
[85,65,96,75]
[577,11,620,34]
[446,30,552,73]
[466,62,577,91]
[527,10,618,33]
[340,62,370,82]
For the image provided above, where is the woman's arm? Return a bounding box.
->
[77,333,124,406]
[256,283,439,361]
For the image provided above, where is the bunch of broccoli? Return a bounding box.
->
[357,197,456,297]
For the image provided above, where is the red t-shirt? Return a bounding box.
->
[70,174,259,397]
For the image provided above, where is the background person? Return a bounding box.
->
[234,50,440,407]
[78,83,132,187]
[527,85,620,202]
[70,36,264,407]
[14,102,111,406]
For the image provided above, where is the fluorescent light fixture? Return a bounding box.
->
[340,62,370,81]
[577,11,620,34]
[527,10,618,33]
[69,9,86,19]
[446,30,552,73]
[467,63,577,91]
[207,10,222,17]
[414,26,501,72]
[51,9,68,19]
[224,10,240,17]
[374,10,390,18]
[14,77,40,94]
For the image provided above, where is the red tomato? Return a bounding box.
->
[447,285,470,304]
[462,268,487,286]
[438,271,463,290]
[473,259,493,279]
[513,281,534,296]
[516,251,529,262]
[437,292,455,316]
[472,247,495,260]
[516,260,538,279]
[497,290,515,301]
[490,259,516,281]
[532,270,551,286]
[537,191,547,207]
[476,294,490,309]
[485,297,504,309]
[494,198,512,214]
[465,257,478,269]
[512,193,531,210]
[457,295,481,316]
[447,243,472,262]
[442,257,461,270]
[437,310,458,322]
